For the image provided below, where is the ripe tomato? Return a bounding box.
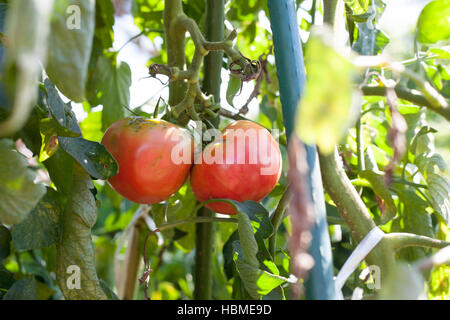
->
[101,117,193,204]
[190,120,282,214]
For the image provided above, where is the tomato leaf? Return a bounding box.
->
[295,28,358,154]
[99,279,120,300]
[44,148,74,196]
[236,210,259,268]
[344,0,370,15]
[426,173,450,226]
[359,170,397,224]
[2,0,53,136]
[227,203,287,299]
[223,200,273,280]
[352,26,389,55]
[55,164,108,300]
[38,118,59,162]
[42,79,117,180]
[3,278,37,300]
[417,0,450,44]
[0,139,46,225]
[260,96,278,125]
[12,188,62,251]
[0,225,11,262]
[232,240,288,300]
[42,79,81,137]
[95,55,132,131]
[58,136,118,180]
[0,264,15,293]
[396,188,433,261]
[226,76,242,107]
[46,0,96,102]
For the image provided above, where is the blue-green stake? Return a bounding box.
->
[267,0,337,300]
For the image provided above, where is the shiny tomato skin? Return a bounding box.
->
[190,120,282,214]
[101,117,193,204]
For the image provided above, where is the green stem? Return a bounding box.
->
[164,0,187,106]
[203,0,224,127]
[268,188,290,259]
[356,118,364,173]
[391,178,428,189]
[361,85,450,121]
[318,148,396,278]
[194,0,225,300]
[323,0,338,27]
[386,233,450,250]
[194,207,214,300]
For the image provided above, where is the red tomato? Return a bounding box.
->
[101,117,193,204]
[190,120,282,214]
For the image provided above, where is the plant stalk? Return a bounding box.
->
[193,0,225,300]
[164,0,187,106]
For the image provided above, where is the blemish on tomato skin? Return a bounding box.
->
[149,155,163,168]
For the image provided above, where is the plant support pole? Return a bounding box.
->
[267,0,337,299]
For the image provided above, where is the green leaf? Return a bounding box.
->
[230,205,286,299]
[260,96,278,125]
[55,164,108,300]
[232,201,273,239]
[359,170,397,223]
[0,225,11,261]
[12,188,62,251]
[0,139,46,225]
[427,173,450,225]
[95,55,132,131]
[232,241,288,299]
[410,126,438,156]
[172,184,198,251]
[1,0,52,136]
[38,118,59,162]
[353,27,389,55]
[3,278,37,300]
[236,211,259,267]
[397,188,434,261]
[43,78,82,137]
[36,281,55,300]
[46,0,96,102]
[296,28,357,154]
[226,77,242,107]
[417,0,450,44]
[428,264,450,299]
[132,0,164,37]
[80,111,103,142]
[99,279,120,300]
[58,136,118,180]
[222,200,273,280]
[94,0,115,48]
[344,0,370,15]
[0,264,15,292]
[416,152,447,174]
[43,79,117,179]
[44,148,74,196]
[235,258,287,299]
